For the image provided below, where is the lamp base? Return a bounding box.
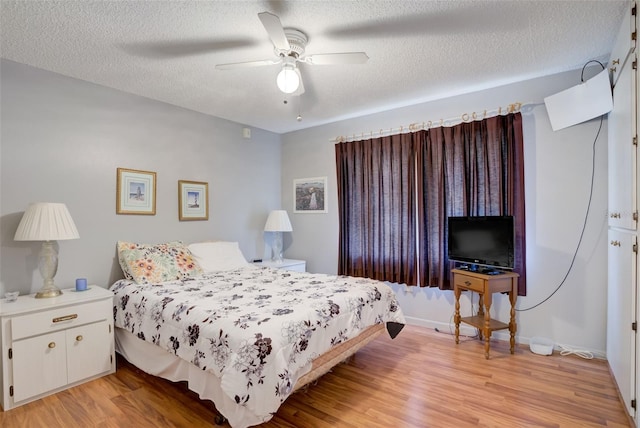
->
[35,241,62,298]
[271,231,284,263]
[35,286,63,299]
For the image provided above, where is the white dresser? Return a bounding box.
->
[257,259,306,272]
[0,286,115,410]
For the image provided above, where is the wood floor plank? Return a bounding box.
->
[0,325,631,427]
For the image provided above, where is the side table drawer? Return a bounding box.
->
[11,299,111,340]
[283,262,305,272]
[454,274,485,293]
[258,259,306,272]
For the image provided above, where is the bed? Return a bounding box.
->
[110,240,405,428]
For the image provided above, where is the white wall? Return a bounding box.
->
[0,59,611,356]
[0,59,282,296]
[281,68,609,356]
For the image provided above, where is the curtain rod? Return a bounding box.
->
[332,102,525,143]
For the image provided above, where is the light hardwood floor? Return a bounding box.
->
[0,325,632,427]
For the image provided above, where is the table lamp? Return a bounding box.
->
[264,210,292,263]
[14,202,80,298]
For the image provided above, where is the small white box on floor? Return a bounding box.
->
[529,336,554,355]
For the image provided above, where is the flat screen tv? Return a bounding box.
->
[447,215,515,270]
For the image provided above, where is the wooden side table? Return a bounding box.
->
[452,269,519,359]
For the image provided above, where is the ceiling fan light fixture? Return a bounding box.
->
[276,63,300,94]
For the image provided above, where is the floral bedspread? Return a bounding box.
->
[110,265,405,424]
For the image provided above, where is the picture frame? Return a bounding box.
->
[116,168,157,215]
[178,180,209,221]
[294,176,328,213]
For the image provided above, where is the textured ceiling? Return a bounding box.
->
[0,0,629,134]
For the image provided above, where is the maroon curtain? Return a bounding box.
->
[336,112,526,295]
[416,113,526,294]
[335,133,417,285]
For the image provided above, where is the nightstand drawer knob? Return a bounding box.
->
[76,335,83,342]
[464,281,471,286]
[53,314,78,323]
[48,342,56,349]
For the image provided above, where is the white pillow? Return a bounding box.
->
[187,241,249,272]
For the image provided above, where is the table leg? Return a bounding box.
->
[477,293,484,341]
[483,292,492,359]
[509,284,517,354]
[454,286,461,345]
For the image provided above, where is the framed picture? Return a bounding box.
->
[178,180,209,221]
[116,168,156,215]
[294,176,328,213]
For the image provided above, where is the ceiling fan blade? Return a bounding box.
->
[303,52,369,65]
[258,11,290,51]
[215,58,281,70]
[120,38,257,59]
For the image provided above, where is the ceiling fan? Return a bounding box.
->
[215,12,369,95]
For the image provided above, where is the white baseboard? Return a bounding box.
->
[402,316,606,359]
[403,316,477,337]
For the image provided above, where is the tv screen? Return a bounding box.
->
[447,216,515,270]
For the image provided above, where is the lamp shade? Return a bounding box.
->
[264,210,293,232]
[14,202,80,241]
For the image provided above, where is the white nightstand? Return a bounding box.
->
[257,259,306,272]
[0,286,115,410]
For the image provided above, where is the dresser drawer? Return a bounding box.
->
[454,274,486,293]
[10,299,111,341]
[281,262,305,272]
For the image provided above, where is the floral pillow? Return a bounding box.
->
[117,240,203,284]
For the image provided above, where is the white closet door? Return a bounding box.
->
[608,56,637,230]
[607,228,637,418]
[608,2,637,230]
